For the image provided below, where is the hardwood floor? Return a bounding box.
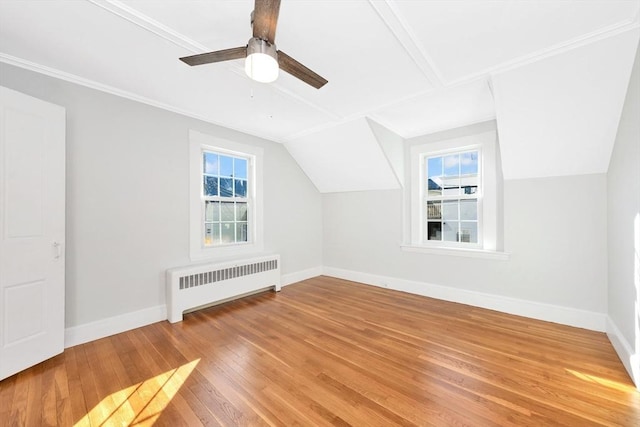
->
[1,276,638,426]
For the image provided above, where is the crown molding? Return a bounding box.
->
[0,52,289,144]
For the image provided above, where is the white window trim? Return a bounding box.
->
[189,130,264,261]
[407,130,507,258]
[400,244,509,260]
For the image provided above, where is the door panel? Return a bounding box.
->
[4,108,45,238]
[0,86,65,380]
[4,281,45,344]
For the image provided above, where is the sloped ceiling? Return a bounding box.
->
[0,1,639,190]
[493,29,640,180]
[285,118,400,193]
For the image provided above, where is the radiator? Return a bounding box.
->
[166,254,281,323]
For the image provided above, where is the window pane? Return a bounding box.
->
[428,177,442,197]
[236,222,248,242]
[427,157,442,178]
[461,172,478,194]
[462,179,478,195]
[204,223,220,246]
[234,179,247,198]
[234,158,247,179]
[441,176,460,196]
[236,203,248,221]
[442,200,458,221]
[221,202,234,221]
[443,221,458,242]
[203,176,218,196]
[444,154,459,177]
[427,157,443,197]
[220,178,233,197]
[460,151,478,195]
[220,155,233,177]
[460,199,477,220]
[427,201,441,219]
[427,222,441,241]
[221,223,234,243]
[203,152,218,175]
[205,201,220,222]
[460,222,477,243]
[460,151,478,174]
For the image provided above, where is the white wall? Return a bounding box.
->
[607,44,640,385]
[323,122,608,330]
[0,63,322,336]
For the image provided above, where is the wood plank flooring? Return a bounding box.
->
[1,276,638,426]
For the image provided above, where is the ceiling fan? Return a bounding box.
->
[179,0,328,89]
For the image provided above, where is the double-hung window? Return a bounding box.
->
[202,151,249,246]
[424,150,480,245]
[407,129,502,256]
[190,130,263,260]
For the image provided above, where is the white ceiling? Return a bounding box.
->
[493,28,639,180]
[0,0,639,189]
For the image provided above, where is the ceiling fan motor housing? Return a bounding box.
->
[247,37,277,59]
[245,37,279,83]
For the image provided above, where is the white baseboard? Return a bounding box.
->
[606,317,639,387]
[281,266,323,287]
[63,266,323,348]
[322,266,607,332]
[64,265,608,349]
[64,304,167,348]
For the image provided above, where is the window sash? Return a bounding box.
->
[420,149,482,247]
[201,150,252,247]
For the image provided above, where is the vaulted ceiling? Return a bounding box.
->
[1,1,639,190]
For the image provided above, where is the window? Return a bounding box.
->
[424,150,480,245]
[190,130,263,260]
[407,130,502,256]
[202,151,249,246]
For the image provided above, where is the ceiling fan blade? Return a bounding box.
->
[252,0,280,44]
[277,51,328,89]
[180,46,247,66]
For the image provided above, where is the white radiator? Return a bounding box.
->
[166,254,281,323]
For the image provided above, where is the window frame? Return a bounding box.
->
[189,130,264,261]
[408,131,499,253]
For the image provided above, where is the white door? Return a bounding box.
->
[0,86,65,381]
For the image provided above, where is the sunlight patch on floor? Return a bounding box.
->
[74,359,200,426]
[565,368,637,393]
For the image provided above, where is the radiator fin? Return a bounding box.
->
[178,259,278,290]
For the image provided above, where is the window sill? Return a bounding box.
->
[400,244,510,260]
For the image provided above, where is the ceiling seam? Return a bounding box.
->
[451,18,640,85]
[86,0,339,128]
[368,0,446,88]
[86,0,208,52]
[225,66,342,121]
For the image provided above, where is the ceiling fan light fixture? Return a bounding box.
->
[245,37,279,83]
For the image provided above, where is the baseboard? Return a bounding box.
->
[64,304,167,348]
[64,266,322,348]
[322,267,607,332]
[281,266,323,287]
[64,265,606,348]
[606,317,639,387]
